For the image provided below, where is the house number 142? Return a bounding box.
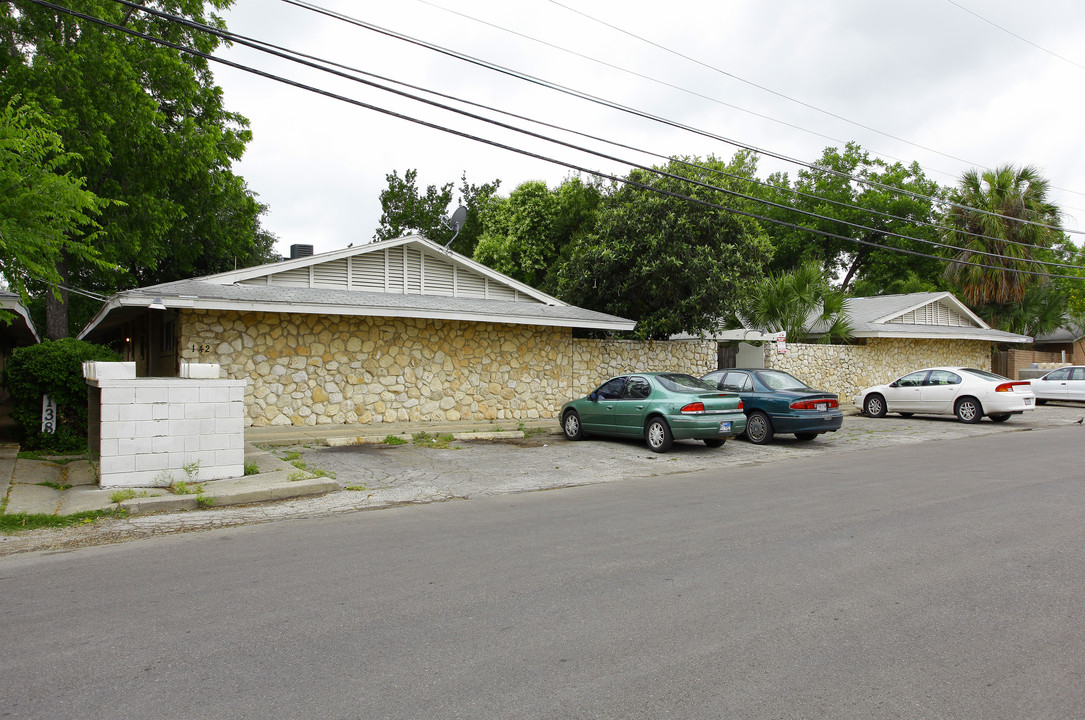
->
[191,343,212,353]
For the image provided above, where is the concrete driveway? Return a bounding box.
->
[2,402,1082,555]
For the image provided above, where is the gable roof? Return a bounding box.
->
[684,292,1030,344]
[79,235,635,338]
[815,292,1030,343]
[0,290,41,345]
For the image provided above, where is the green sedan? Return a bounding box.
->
[560,372,747,453]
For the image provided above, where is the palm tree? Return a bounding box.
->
[742,263,851,343]
[943,165,1062,313]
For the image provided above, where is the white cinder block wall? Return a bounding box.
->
[86,364,247,488]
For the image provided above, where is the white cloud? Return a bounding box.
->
[213,0,1085,256]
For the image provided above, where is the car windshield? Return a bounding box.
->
[960,368,1009,382]
[754,370,811,390]
[656,373,718,393]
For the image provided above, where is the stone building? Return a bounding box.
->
[79,236,717,427]
[712,292,1032,403]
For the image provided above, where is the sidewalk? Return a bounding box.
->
[0,418,559,518]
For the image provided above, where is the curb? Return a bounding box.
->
[326,429,540,448]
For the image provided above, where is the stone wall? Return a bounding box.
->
[179,310,715,427]
[764,338,993,404]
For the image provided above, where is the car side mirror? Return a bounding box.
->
[889,381,898,388]
[589,391,599,401]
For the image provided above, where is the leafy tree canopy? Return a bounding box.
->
[0,0,277,336]
[0,97,107,324]
[555,155,772,340]
[756,142,947,294]
[473,176,602,294]
[374,169,499,256]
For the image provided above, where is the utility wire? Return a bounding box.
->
[288,0,1081,239]
[946,0,1085,74]
[108,0,1084,269]
[29,0,1084,282]
[103,0,1072,258]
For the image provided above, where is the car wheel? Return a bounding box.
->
[955,396,982,424]
[645,417,673,453]
[703,438,725,448]
[562,410,583,440]
[745,411,774,444]
[898,412,914,418]
[794,432,818,441]
[1036,398,1047,406]
[988,413,1011,423]
[864,394,887,418]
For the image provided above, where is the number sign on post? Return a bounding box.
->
[41,395,57,434]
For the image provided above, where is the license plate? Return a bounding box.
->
[815,403,827,412]
[719,421,732,432]
[1024,398,1033,406]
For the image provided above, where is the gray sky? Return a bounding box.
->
[211,0,1085,259]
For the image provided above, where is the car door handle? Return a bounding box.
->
[635,405,644,410]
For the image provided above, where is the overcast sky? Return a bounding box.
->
[210,0,1085,259]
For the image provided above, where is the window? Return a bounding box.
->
[926,370,961,386]
[1046,368,1071,381]
[1071,368,1085,381]
[622,377,651,399]
[897,371,928,387]
[596,377,626,400]
[722,372,752,392]
[162,318,175,352]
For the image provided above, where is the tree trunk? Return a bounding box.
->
[45,256,70,339]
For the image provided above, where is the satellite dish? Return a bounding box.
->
[444,206,469,248]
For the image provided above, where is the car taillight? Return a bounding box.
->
[737,400,743,410]
[680,402,705,414]
[790,398,839,410]
[995,382,1031,392]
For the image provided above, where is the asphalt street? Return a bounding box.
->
[0,419,1082,718]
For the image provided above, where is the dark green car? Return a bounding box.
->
[560,372,747,453]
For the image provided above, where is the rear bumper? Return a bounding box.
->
[770,410,844,435]
[668,411,747,439]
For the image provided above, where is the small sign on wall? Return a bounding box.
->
[41,395,57,434]
[775,331,787,354]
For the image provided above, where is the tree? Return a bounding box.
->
[755,143,947,294]
[555,155,772,340]
[0,98,107,324]
[739,263,852,343]
[472,176,602,293]
[942,165,1063,324]
[0,1,275,337]
[374,169,499,256]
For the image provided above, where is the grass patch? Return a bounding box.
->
[36,481,72,491]
[310,468,336,479]
[0,509,126,534]
[279,450,303,462]
[244,461,260,476]
[383,434,407,446]
[290,459,307,470]
[195,494,215,509]
[412,431,456,449]
[345,485,368,491]
[287,471,307,482]
[168,480,204,496]
[17,450,87,465]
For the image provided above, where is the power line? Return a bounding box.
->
[946,0,1085,74]
[27,0,1085,283]
[286,0,1082,239]
[109,0,1082,269]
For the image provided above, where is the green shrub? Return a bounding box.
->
[2,338,121,450]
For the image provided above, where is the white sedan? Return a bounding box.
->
[853,367,1035,423]
[1030,366,1085,404]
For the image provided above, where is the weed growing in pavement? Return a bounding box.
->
[310,468,336,479]
[17,451,87,465]
[169,480,204,496]
[287,471,307,482]
[383,435,407,445]
[290,458,307,470]
[195,494,214,509]
[154,469,175,486]
[279,449,303,462]
[36,480,72,491]
[411,431,456,449]
[182,460,200,482]
[110,489,137,504]
[244,461,259,476]
[345,485,368,491]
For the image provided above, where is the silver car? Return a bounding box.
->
[1029,366,1085,404]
